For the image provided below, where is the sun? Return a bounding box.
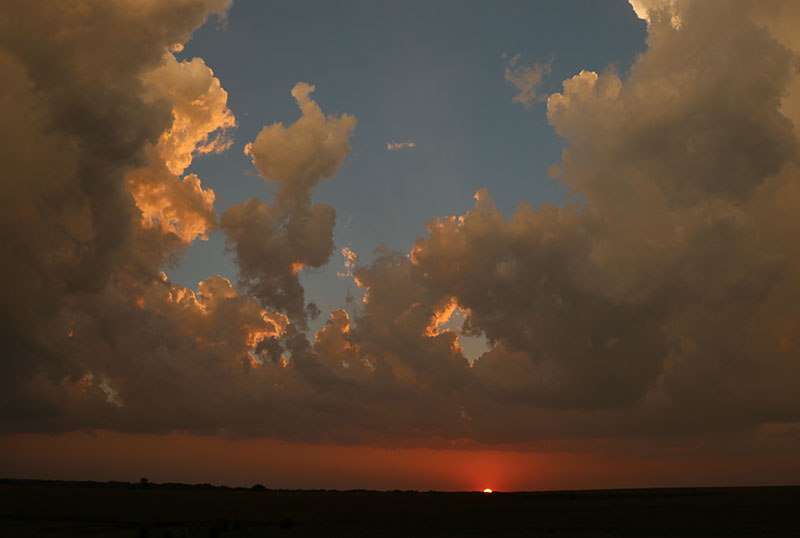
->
[482,488,493,494]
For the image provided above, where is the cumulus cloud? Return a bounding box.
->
[463,0,800,436]
[221,197,336,323]
[243,82,356,213]
[145,54,236,176]
[125,53,235,244]
[3,0,800,450]
[629,0,682,28]
[222,83,354,324]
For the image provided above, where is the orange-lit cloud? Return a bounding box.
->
[126,52,235,243]
[424,297,458,337]
[127,167,218,242]
[629,0,682,28]
[145,54,236,176]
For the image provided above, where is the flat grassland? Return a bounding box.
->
[1,480,798,536]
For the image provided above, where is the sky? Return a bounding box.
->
[2,0,800,491]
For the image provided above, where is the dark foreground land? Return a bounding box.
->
[1,480,799,537]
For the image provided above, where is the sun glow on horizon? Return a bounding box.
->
[483,488,493,493]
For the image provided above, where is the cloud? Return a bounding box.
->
[337,247,358,278]
[387,141,416,151]
[221,197,336,323]
[3,0,800,451]
[629,0,682,28]
[222,83,355,324]
[144,54,236,176]
[504,53,552,109]
[461,0,800,436]
[243,82,356,213]
[127,167,218,243]
[125,54,235,244]
[309,0,800,441]
[0,0,236,429]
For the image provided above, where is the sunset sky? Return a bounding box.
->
[2,0,800,491]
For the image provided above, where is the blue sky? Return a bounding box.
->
[172,0,648,342]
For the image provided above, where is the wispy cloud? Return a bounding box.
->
[387,141,416,151]
[504,53,551,109]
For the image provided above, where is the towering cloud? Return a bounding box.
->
[222,83,356,323]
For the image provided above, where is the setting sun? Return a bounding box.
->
[483,488,493,494]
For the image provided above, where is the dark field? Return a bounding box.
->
[1,480,799,537]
